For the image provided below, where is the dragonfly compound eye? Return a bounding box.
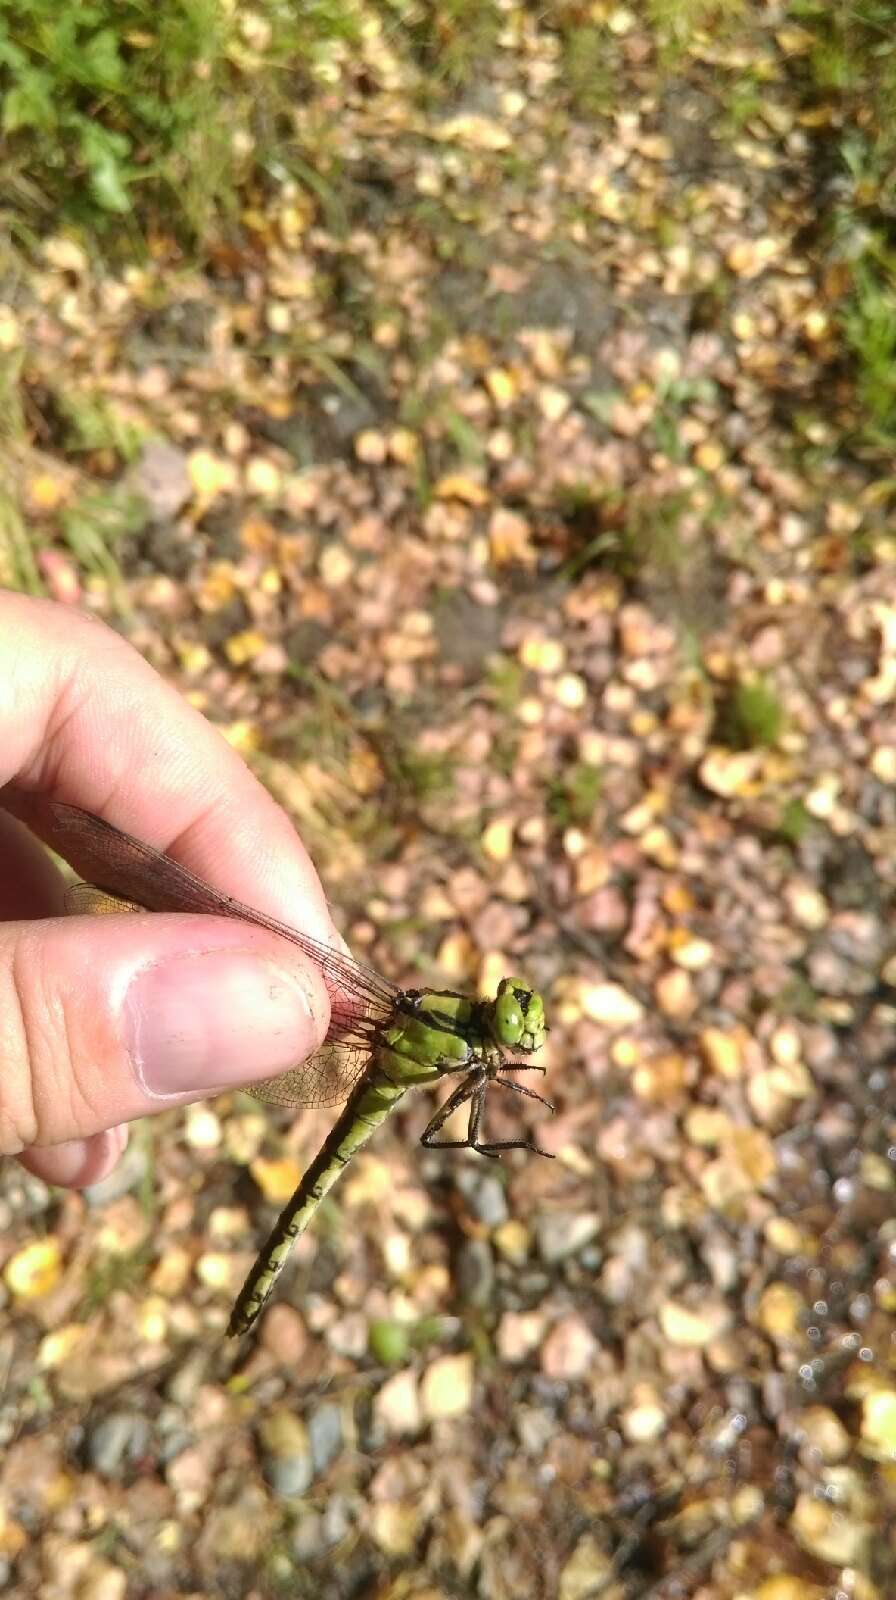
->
[494,986,525,1046]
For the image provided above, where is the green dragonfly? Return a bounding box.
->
[49,802,552,1337]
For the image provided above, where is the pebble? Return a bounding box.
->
[659,1298,732,1348]
[790,1492,870,1565]
[420,1353,474,1420]
[307,1404,343,1476]
[579,982,644,1028]
[797,1405,850,1463]
[756,1283,804,1339]
[455,1170,508,1228]
[541,1314,598,1380]
[655,968,697,1019]
[752,1578,826,1600]
[559,1534,612,1600]
[257,1410,314,1498]
[535,1211,600,1264]
[700,1026,745,1079]
[622,1390,667,1443]
[86,1411,152,1478]
[456,1239,496,1307]
[492,1219,530,1262]
[496,1310,545,1364]
[861,1388,896,1459]
[374,1369,422,1437]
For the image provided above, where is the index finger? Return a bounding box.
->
[0,590,335,945]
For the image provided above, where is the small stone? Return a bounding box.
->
[860,1151,895,1194]
[319,543,354,586]
[554,672,588,709]
[668,932,714,971]
[655,969,697,1019]
[538,385,571,422]
[496,1310,545,1363]
[870,746,896,783]
[224,629,267,666]
[659,1298,731,1347]
[187,448,238,503]
[369,1501,423,1557]
[455,1170,508,1228]
[492,1219,529,1262]
[485,367,517,407]
[489,507,535,566]
[541,1314,598,1380]
[184,1107,221,1150]
[752,1579,826,1600]
[258,1410,313,1498]
[798,1405,850,1463]
[764,1217,807,1255]
[622,1390,667,1443]
[861,1389,896,1459]
[579,982,644,1028]
[559,1534,612,1600]
[456,1239,495,1307]
[790,1493,870,1566]
[519,635,566,674]
[38,1324,89,1370]
[685,1107,733,1147]
[307,1404,342,1475]
[76,1563,127,1600]
[785,881,829,929]
[258,1306,308,1365]
[433,471,488,504]
[420,1353,474,1420]
[86,1412,152,1479]
[757,1283,804,1339]
[700,1027,745,1079]
[354,429,388,464]
[481,817,514,862]
[245,456,282,498]
[374,1369,422,1436]
[699,748,762,798]
[535,1211,599,1263]
[249,1156,303,1203]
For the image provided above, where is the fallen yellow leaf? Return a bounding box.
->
[5,1237,63,1301]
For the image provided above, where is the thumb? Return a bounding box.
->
[0,911,330,1156]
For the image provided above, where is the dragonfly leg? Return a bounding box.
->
[420,1072,492,1153]
[463,1080,555,1160]
[494,1074,554,1112]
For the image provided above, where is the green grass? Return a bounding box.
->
[647,0,747,58]
[381,0,502,94]
[714,676,786,750]
[547,762,602,830]
[60,483,147,588]
[783,1,896,458]
[0,0,364,247]
[80,1241,153,1317]
[560,26,616,118]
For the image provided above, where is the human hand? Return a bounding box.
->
[0,590,334,1189]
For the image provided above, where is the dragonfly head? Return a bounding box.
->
[493,977,547,1053]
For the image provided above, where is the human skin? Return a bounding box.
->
[0,590,336,1188]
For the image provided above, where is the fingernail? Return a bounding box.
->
[125,950,317,1096]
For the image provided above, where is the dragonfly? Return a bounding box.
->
[48,802,553,1337]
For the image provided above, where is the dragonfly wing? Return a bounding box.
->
[246,1040,370,1109]
[65,884,147,917]
[50,802,400,1025]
